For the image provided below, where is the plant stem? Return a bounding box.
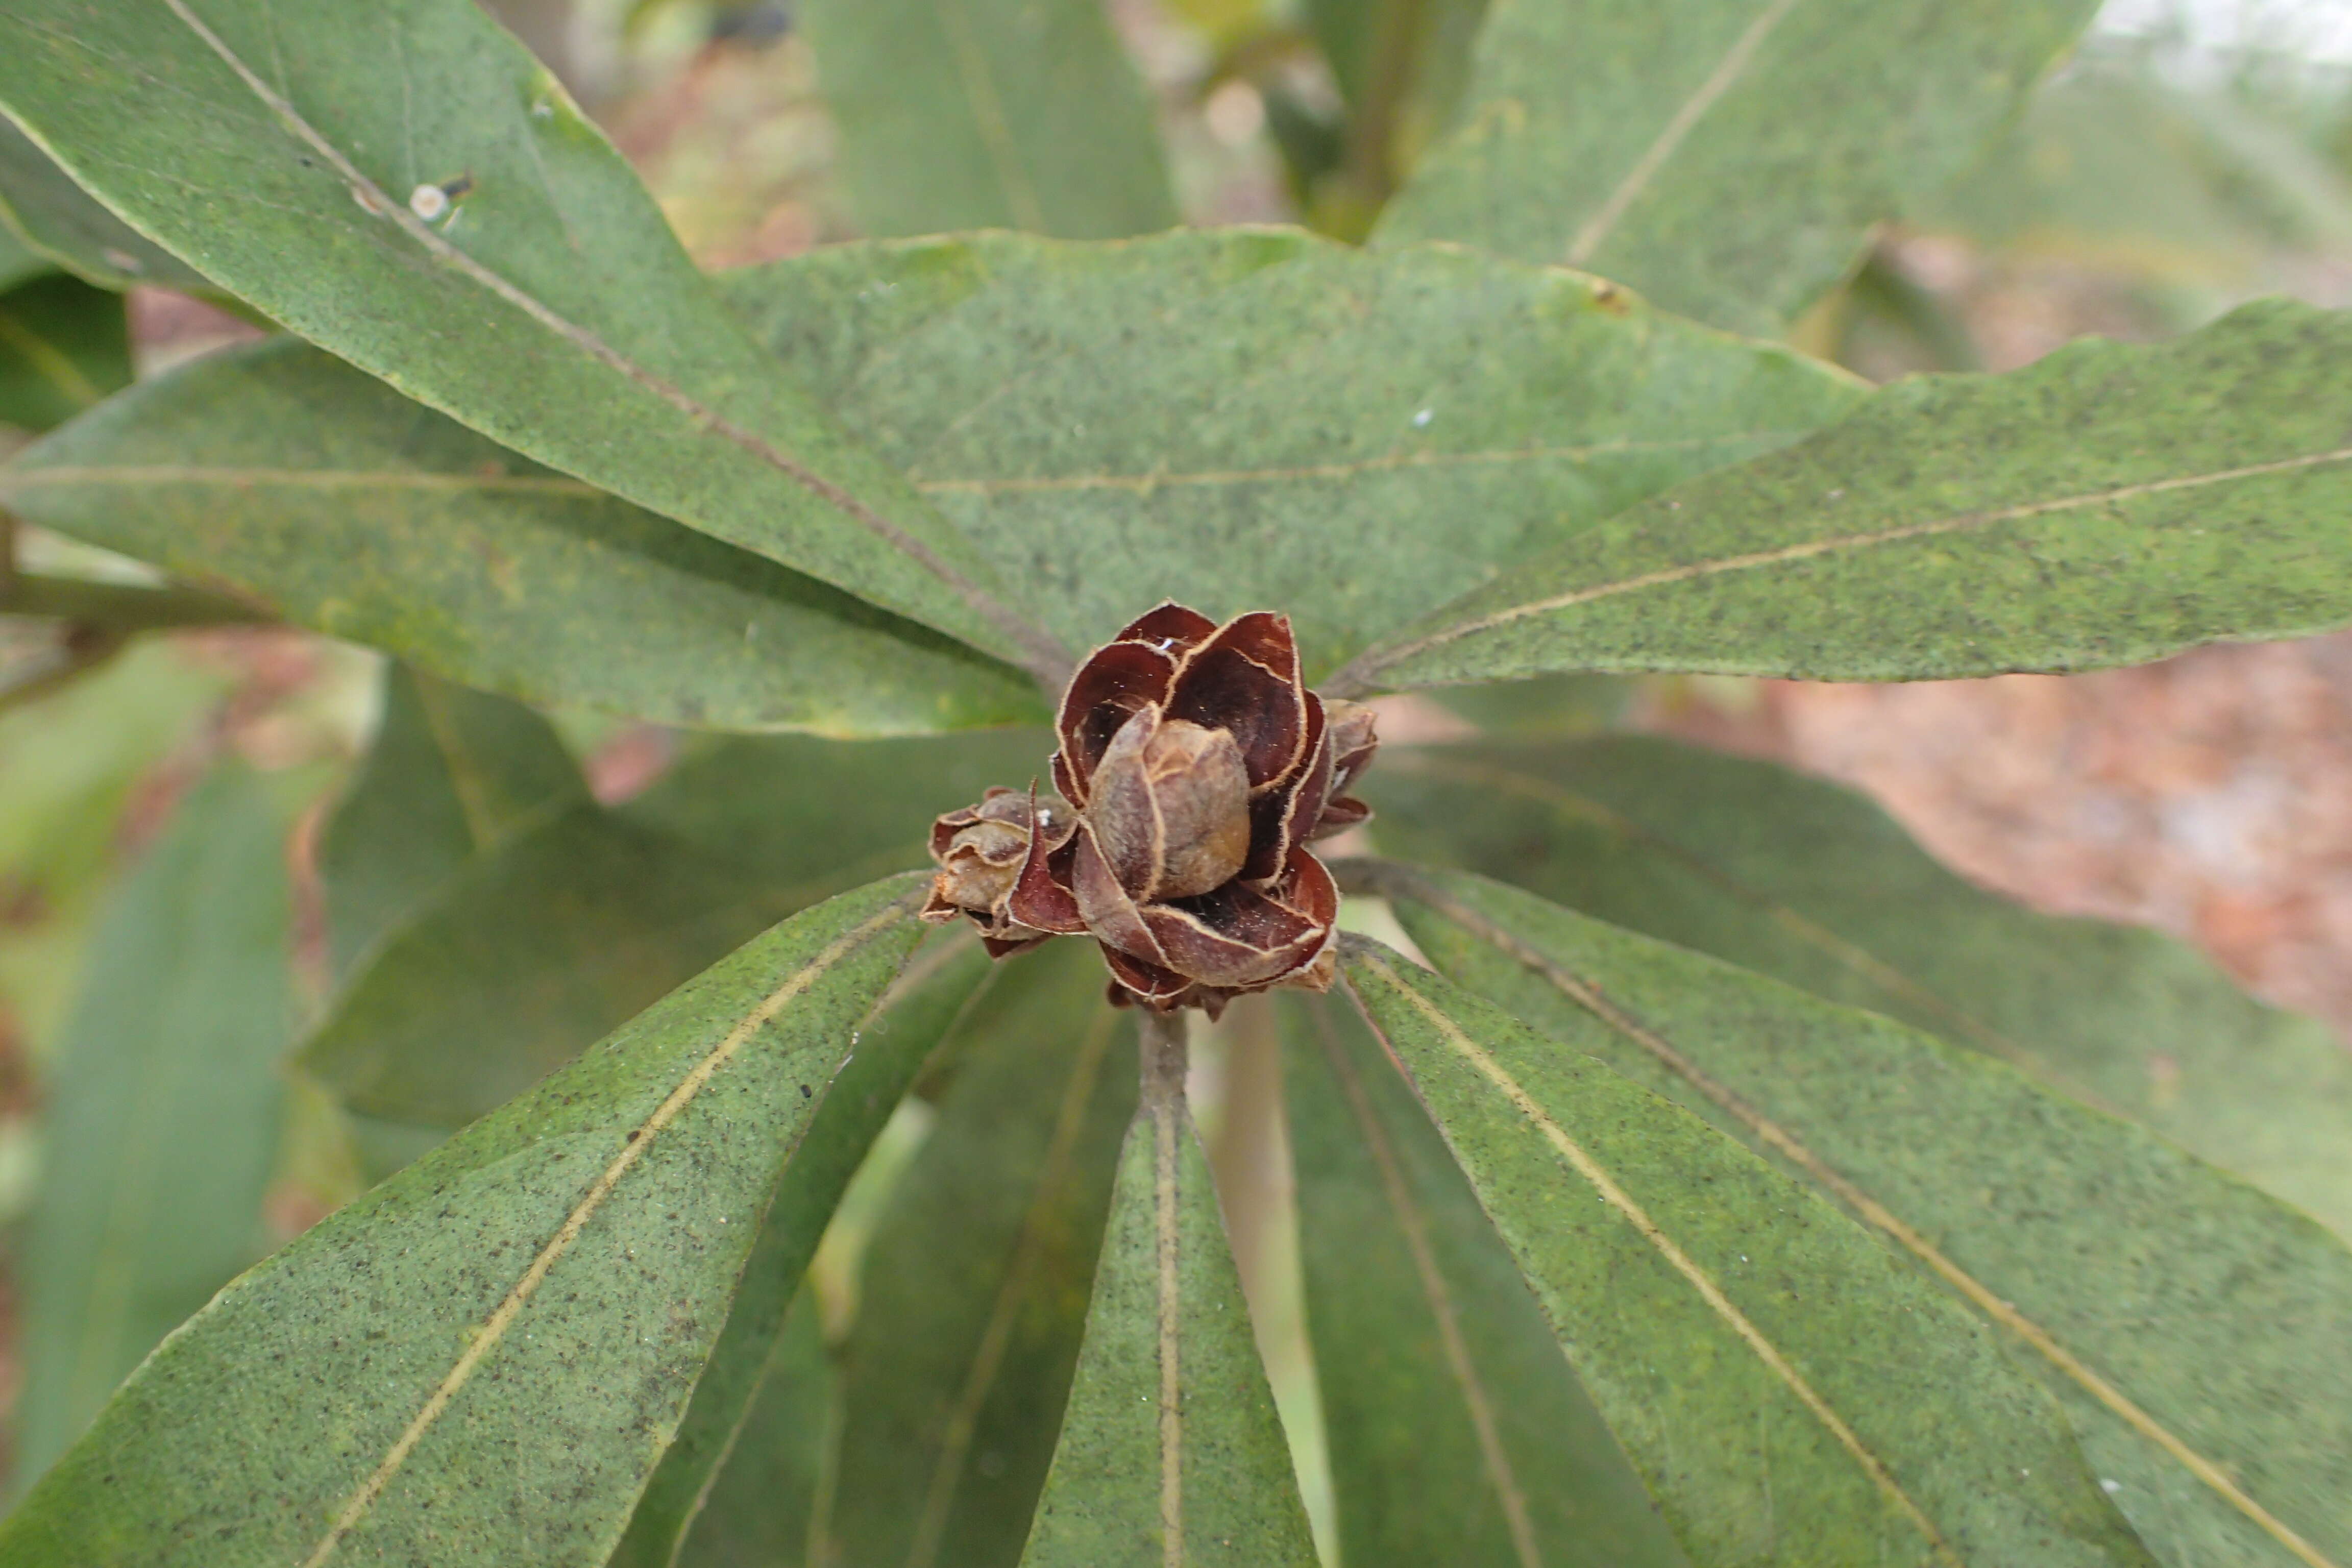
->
[1139,1006,1189,1117]
[2,571,270,633]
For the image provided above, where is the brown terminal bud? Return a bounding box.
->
[922,604,1380,1014]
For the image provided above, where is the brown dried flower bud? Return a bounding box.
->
[921,603,1379,1017]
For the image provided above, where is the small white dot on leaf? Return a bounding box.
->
[1412,408,1434,428]
[408,183,450,220]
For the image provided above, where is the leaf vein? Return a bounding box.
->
[1377,867,2344,1568]
[296,888,920,1568]
[151,0,1063,679]
[1343,941,1962,1565]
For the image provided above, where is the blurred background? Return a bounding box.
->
[5,0,2352,1499]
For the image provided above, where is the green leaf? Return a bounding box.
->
[623,727,1058,892]
[1373,864,2352,1568]
[304,729,1054,1131]
[1337,935,2153,1567]
[1338,300,2352,691]
[0,270,128,433]
[1279,990,1689,1567]
[1310,0,1488,143]
[0,875,928,1566]
[1021,1026,1319,1566]
[11,761,290,1490]
[612,934,994,1568]
[801,0,1175,239]
[723,228,1863,677]
[0,340,1045,733]
[831,938,1135,1568]
[0,218,51,296]
[1376,0,2098,335]
[665,1287,836,1568]
[0,115,215,293]
[0,0,1054,669]
[1921,65,2352,281]
[1359,733,2352,1238]
[321,662,585,983]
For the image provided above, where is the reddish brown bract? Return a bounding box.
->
[921,603,1379,1016]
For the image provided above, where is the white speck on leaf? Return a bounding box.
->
[408,183,450,220]
[1412,408,1434,428]
[2100,1478,2122,1493]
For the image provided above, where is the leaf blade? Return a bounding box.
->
[0,875,930,1567]
[724,228,1863,675]
[12,762,290,1489]
[1020,1025,1318,1566]
[0,341,1045,733]
[0,0,1051,666]
[1342,300,2352,690]
[802,0,1176,239]
[610,934,995,1568]
[1377,0,2098,334]
[1373,863,2352,1568]
[829,938,1135,1568]
[1358,733,2352,1238]
[1338,935,2154,1566]
[305,729,1054,1132]
[1279,990,1689,1568]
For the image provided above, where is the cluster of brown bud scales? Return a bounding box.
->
[923,604,1377,1017]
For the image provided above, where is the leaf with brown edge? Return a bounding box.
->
[0,876,934,1568]
[1370,861,2352,1568]
[1336,933,2154,1568]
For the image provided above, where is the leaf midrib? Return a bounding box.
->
[1337,443,2352,691]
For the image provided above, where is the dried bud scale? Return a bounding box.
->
[921,603,1378,1016]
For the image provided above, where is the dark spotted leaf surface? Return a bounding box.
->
[1,342,1043,733]
[1280,990,1689,1568]
[1343,301,2352,691]
[1338,936,2152,1567]
[830,939,1134,1568]
[1020,1045,1318,1566]
[722,228,1863,677]
[0,877,928,1567]
[610,934,993,1568]
[1378,864,2352,1568]
[1378,0,2098,334]
[801,0,1175,239]
[1362,734,2352,1236]
[0,0,1045,663]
